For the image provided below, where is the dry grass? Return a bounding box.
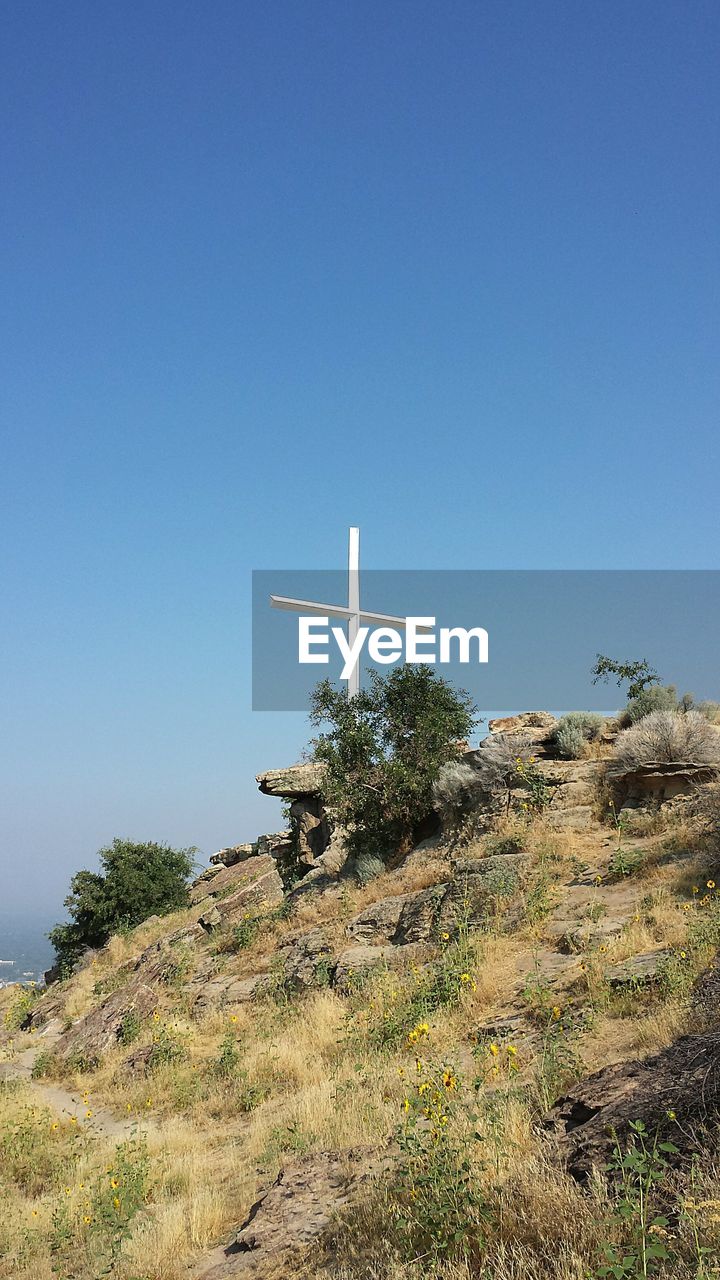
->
[2,803,718,1279]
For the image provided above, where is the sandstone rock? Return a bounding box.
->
[472,1012,527,1041]
[276,929,335,990]
[210,844,258,868]
[485,712,559,758]
[605,949,670,987]
[192,973,267,1015]
[544,1030,720,1183]
[191,855,282,907]
[608,761,719,809]
[256,763,326,798]
[546,806,594,831]
[346,884,445,946]
[197,858,284,932]
[333,943,428,991]
[488,712,558,736]
[550,915,628,954]
[54,979,158,1064]
[196,1149,384,1278]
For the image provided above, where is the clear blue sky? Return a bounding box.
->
[1,1,718,918]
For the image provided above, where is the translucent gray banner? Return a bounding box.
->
[252,570,720,713]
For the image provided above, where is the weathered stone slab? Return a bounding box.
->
[256,763,326,798]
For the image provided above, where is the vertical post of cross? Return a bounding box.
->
[347,526,360,699]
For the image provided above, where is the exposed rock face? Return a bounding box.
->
[347,885,446,946]
[51,939,185,1064]
[609,760,719,805]
[191,855,282,907]
[345,854,529,951]
[276,929,336,990]
[333,943,428,992]
[487,711,559,755]
[545,1030,720,1183]
[605,949,670,987]
[255,760,349,877]
[197,856,284,932]
[197,1149,383,1278]
[210,843,257,868]
[256,762,326,798]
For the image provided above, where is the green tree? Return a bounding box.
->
[591,655,659,701]
[309,666,476,860]
[49,839,196,973]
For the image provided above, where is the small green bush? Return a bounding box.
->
[352,852,386,885]
[2,984,40,1032]
[622,684,679,725]
[484,832,527,856]
[118,1009,142,1045]
[553,712,606,759]
[432,762,485,831]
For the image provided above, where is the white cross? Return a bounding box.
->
[270,526,428,698]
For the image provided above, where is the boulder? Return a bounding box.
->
[191,855,282,907]
[276,929,336,990]
[334,943,428,991]
[485,712,559,757]
[192,973,267,1015]
[544,1030,720,1183]
[605,949,670,987]
[197,857,284,931]
[210,844,257,868]
[53,978,158,1065]
[196,1149,384,1278]
[346,884,445,946]
[256,763,326,798]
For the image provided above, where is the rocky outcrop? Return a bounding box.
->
[256,763,326,798]
[486,712,559,755]
[605,949,670,987]
[276,929,336,990]
[255,761,348,875]
[345,854,528,949]
[347,884,446,946]
[196,856,284,931]
[191,855,282,907]
[197,1149,384,1278]
[609,760,719,805]
[333,943,428,991]
[545,1030,720,1183]
[50,938,187,1064]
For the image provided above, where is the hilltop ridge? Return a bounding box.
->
[1,710,719,1280]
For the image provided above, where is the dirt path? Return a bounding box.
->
[0,1018,139,1140]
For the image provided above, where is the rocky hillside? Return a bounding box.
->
[1,712,720,1280]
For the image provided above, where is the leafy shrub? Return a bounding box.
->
[49,838,196,973]
[432,762,485,831]
[622,683,680,725]
[553,712,606,759]
[611,710,720,775]
[118,1009,142,1045]
[2,984,40,1031]
[30,1049,56,1079]
[310,667,476,859]
[484,831,527,856]
[352,852,386,885]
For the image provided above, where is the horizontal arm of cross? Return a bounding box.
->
[270,595,433,631]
